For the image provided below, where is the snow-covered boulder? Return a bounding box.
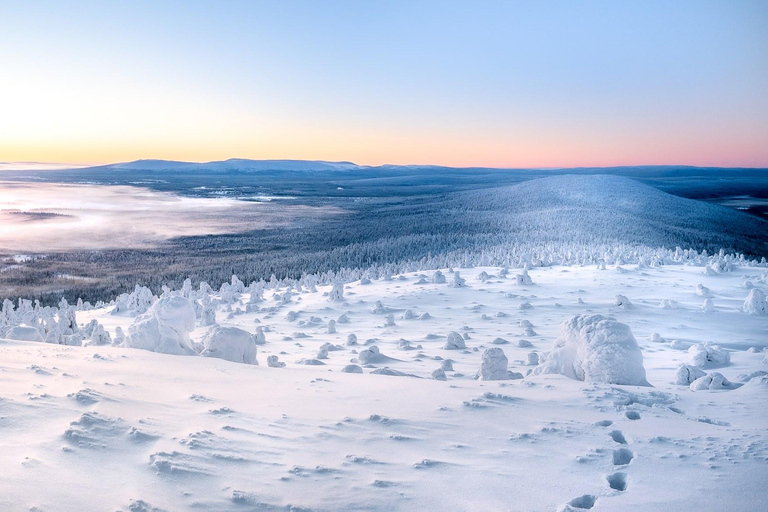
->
[267,355,285,368]
[4,325,44,342]
[695,284,712,298]
[743,289,768,315]
[444,331,466,350]
[122,296,197,355]
[477,348,508,380]
[688,343,730,368]
[675,364,707,385]
[533,315,649,386]
[199,326,258,365]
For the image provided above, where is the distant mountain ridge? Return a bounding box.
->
[106,158,362,172]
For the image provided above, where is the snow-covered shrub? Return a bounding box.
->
[451,272,466,288]
[675,364,707,385]
[688,343,730,368]
[515,269,533,285]
[700,298,717,313]
[690,372,734,391]
[328,281,345,303]
[267,355,285,368]
[431,368,447,381]
[113,326,126,346]
[477,348,509,380]
[613,294,631,308]
[199,326,257,364]
[327,319,336,334]
[695,284,712,298]
[253,326,266,345]
[358,346,388,364]
[342,364,363,374]
[200,299,216,327]
[432,270,446,284]
[346,333,358,345]
[743,289,768,315]
[659,299,678,310]
[86,323,111,346]
[444,331,466,350]
[111,284,155,316]
[533,315,649,386]
[122,296,197,355]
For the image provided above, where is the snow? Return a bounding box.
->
[2,263,768,511]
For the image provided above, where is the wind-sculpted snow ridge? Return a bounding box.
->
[2,263,768,511]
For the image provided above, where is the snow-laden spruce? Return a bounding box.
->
[533,315,649,386]
[121,296,197,355]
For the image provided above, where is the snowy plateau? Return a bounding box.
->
[2,261,768,511]
[0,171,767,512]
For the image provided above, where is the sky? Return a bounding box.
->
[0,0,767,168]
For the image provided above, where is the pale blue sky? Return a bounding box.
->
[1,1,766,166]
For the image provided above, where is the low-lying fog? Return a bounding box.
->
[0,182,339,252]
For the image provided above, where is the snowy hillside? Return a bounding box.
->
[2,261,767,511]
[455,175,768,255]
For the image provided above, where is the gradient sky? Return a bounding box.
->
[1,1,767,168]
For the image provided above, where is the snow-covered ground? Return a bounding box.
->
[2,264,767,511]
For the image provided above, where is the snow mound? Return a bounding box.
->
[4,325,44,342]
[688,343,730,369]
[200,326,258,365]
[122,296,197,355]
[533,315,649,386]
[477,348,509,381]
